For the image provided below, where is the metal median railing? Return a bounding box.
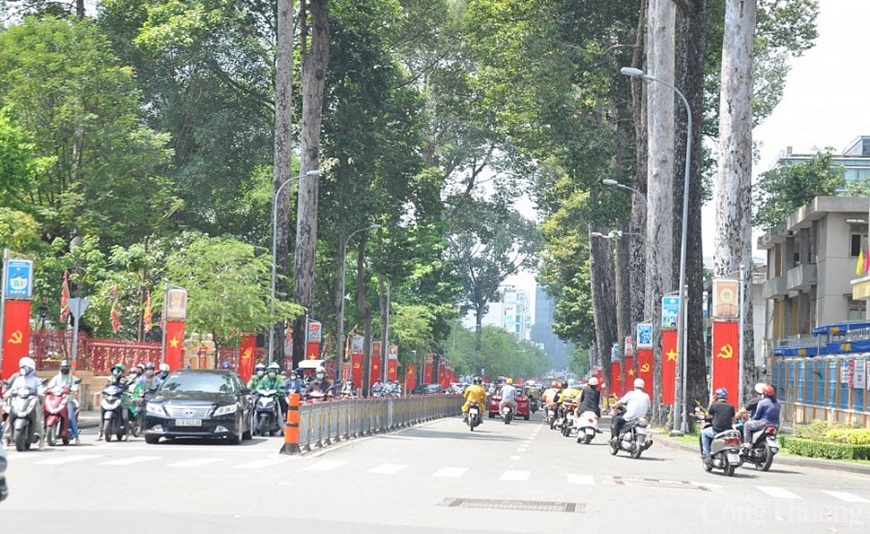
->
[281,394,464,454]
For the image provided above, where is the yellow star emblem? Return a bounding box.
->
[666,349,678,362]
[169,337,179,348]
[627,368,635,376]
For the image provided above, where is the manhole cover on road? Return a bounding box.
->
[439,498,585,513]
[605,476,710,491]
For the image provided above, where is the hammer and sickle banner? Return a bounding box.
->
[424,354,434,384]
[2,299,32,378]
[661,329,677,405]
[405,362,417,392]
[371,340,382,383]
[609,361,622,398]
[387,345,398,381]
[636,348,654,397]
[712,320,740,409]
[350,335,364,386]
[238,333,256,382]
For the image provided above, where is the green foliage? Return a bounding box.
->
[752,150,844,232]
[825,428,870,446]
[782,436,870,461]
[444,321,551,378]
[0,208,40,253]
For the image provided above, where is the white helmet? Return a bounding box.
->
[159,363,170,372]
[588,377,599,386]
[754,382,766,395]
[19,356,36,374]
[633,378,645,389]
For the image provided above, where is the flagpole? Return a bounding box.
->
[160,282,168,365]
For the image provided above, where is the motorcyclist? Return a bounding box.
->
[304,366,333,399]
[130,364,145,383]
[256,362,286,418]
[542,380,561,421]
[131,363,162,424]
[372,378,385,396]
[247,363,267,390]
[157,363,171,381]
[743,385,781,448]
[498,378,518,415]
[610,378,651,442]
[700,387,737,457]
[735,382,766,440]
[98,363,132,441]
[3,357,45,449]
[339,378,356,398]
[46,360,80,445]
[461,377,487,423]
[283,370,305,396]
[578,377,601,418]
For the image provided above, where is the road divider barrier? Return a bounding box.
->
[281,392,301,454]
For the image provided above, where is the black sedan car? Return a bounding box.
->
[143,369,254,445]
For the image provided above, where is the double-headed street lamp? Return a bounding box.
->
[602,178,648,208]
[591,230,643,240]
[621,66,692,435]
[269,168,321,364]
[336,224,382,384]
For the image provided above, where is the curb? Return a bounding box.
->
[652,430,870,476]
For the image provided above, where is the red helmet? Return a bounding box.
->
[763,385,775,397]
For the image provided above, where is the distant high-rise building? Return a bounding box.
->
[462,285,531,342]
[530,286,572,370]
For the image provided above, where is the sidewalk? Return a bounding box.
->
[652,429,870,476]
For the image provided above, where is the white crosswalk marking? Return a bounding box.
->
[33,455,103,465]
[99,456,162,466]
[566,474,594,485]
[822,491,870,503]
[500,470,530,481]
[303,460,346,471]
[433,467,468,478]
[757,486,801,499]
[167,458,224,468]
[232,458,290,469]
[368,463,408,474]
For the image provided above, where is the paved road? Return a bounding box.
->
[2,415,868,533]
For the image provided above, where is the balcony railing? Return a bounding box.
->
[786,263,817,292]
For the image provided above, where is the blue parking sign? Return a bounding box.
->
[4,259,33,299]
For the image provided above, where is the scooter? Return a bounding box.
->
[609,408,653,459]
[701,426,742,477]
[575,410,600,444]
[7,386,42,451]
[100,383,130,442]
[253,389,283,436]
[502,403,514,424]
[560,404,577,437]
[467,401,482,431]
[43,384,79,446]
[740,423,779,471]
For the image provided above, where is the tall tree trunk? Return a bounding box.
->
[646,0,676,421]
[356,237,372,397]
[674,0,708,429]
[292,0,330,369]
[589,205,618,392]
[75,0,84,19]
[273,0,294,368]
[714,0,756,405]
[629,0,648,331]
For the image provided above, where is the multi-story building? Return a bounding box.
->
[770,136,870,189]
[530,286,572,370]
[462,285,532,342]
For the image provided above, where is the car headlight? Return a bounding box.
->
[145,402,165,415]
[213,404,238,417]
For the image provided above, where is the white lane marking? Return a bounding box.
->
[500,470,530,481]
[167,458,224,468]
[99,456,162,466]
[368,463,408,474]
[516,448,526,453]
[510,455,521,461]
[822,491,870,503]
[567,474,594,485]
[303,460,346,471]
[33,455,103,465]
[757,486,801,500]
[232,458,290,469]
[433,467,468,478]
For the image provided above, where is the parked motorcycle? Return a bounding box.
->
[741,423,779,471]
[701,426,742,476]
[101,383,130,442]
[609,409,652,459]
[7,386,42,451]
[467,401,482,431]
[253,389,283,436]
[575,410,600,444]
[43,384,79,446]
[502,403,513,425]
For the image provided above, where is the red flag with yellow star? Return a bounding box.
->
[661,330,677,405]
[164,320,186,371]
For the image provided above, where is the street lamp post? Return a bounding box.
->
[621,66,692,435]
[602,179,648,207]
[269,169,321,364]
[335,224,382,385]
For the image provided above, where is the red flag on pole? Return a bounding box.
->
[60,269,70,324]
[143,289,153,333]
[110,285,121,334]
[661,330,677,405]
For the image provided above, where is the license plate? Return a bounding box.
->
[635,427,648,435]
[585,428,595,436]
[469,409,479,415]
[727,453,740,463]
[175,419,202,427]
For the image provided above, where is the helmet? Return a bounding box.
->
[267,362,280,371]
[19,356,36,370]
[588,377,599,386]
[754,382,766,395]
[316,366,326,373]
[60,359,70,369]
[567,379,576,387]
[633,378,645,389]
[159,363,170,372]
[144,362,155,370]
[255,363,267,371]
[506,378,513,385]
[763,385,775,397]
[112,363,126,372]
[714,387,729,399]
[473,377,482,385]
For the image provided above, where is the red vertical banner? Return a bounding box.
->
[623,357,635,392]
[610,361,622,398]
[405,362,416,392]
[387,345,398,382]
[305,320,322,360]
[238,333,256,383]
[2,300,32,379]
[351,353,363,387]
[712,320,740,409]
[371,340,382,384]
[636,349,654,398]
[164,320,186,371]
[661,329,677,404]
[424,354,434,384]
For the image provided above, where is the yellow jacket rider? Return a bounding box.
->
[462,377,488,421]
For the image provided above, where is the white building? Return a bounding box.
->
[463,285,532,342]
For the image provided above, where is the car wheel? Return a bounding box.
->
[227,417,243,445]
[523,414,530,421]
[145,435,160,445]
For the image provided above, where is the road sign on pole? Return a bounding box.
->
[68,297,90,369]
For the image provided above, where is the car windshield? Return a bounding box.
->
[161,373,236,394]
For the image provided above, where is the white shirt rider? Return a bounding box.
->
[618,389,651,421]
[499,383,518,411]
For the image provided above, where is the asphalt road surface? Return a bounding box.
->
[2,415,868,533]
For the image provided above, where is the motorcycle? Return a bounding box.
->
[546,405,558,429]
[575,410,600,444]
[253,389,283,436]
[560,404,577,437]
[131,385,159,439]
[101,383,131,442]
[700,422,742,476]
[502,403,514,424]
[7,386,42,452]
[43,384,79,446]
[609,409,653,459]
[467,401,482,431]
[740,423,779,471]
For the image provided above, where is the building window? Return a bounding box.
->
[848,299,866,321]
[850,233,865,257]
